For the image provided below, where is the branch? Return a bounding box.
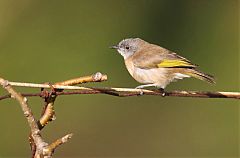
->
[37,72,107,128]
[0,72,239,157]
[0,76,78,157]
[45,133,73,155]
[0,78,47,157]
[30,73,105,157]
[0,86,239,100]
[0,72,107,153]
[6,72,107,90]
[54,72,107,85]
[1,71,238,100]
[59,88,240,99]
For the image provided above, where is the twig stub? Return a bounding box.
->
[45,133,73,155]
[54,72,107,86]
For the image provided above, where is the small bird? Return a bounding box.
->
[111,38,215,90]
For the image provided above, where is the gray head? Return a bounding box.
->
[111,38,146,59]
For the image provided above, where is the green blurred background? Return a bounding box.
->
[0,0,239,157]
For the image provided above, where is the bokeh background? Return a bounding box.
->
[0,0,239,157]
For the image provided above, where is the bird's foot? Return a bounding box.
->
[135,85,145,89]
[159,88,166,97]
[135,84,156,89]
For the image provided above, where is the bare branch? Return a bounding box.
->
[1,87,239,100]
[45,133,73,156]
[37,72,107,129]
[0,78,47,157]
[28,73,106,157]
[0,72,239,157]
[6,72,107,90]
[55,72,107,86]
[38,92,57,130]
[57,88,240,99]
[0,77,76,158]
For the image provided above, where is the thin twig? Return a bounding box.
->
[7,72,107,90]
[1,87,239,100]
[45,133,73,155]
[55,88,240,99]
[7,82,91,89]
[1,72,238,100]
[38,92,57,130]
[55,72,107,85]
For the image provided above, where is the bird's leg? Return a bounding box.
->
[135,84,156,96]
[135,84,156,89]
[158,88,166,97]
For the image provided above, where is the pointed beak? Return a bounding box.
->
[109,45,119,49]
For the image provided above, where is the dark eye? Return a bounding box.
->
[125,46,130,50]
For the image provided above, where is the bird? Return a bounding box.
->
[110,38,215,91]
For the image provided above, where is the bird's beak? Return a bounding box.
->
[109,45,119,49]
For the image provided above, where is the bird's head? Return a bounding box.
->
[110,38,147,59]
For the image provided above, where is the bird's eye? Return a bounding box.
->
[125,46,130,50]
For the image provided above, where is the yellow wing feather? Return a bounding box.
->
[157,59,195,68]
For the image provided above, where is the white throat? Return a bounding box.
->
[117,49,132,59]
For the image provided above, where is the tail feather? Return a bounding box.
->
[186,69,215,84]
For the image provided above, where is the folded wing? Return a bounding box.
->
[132,44,197,69]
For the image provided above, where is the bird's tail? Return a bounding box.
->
[186,69,215,84]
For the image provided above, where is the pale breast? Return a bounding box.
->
[133,67,168,84]
[124,58,135,78]
[124,58,168,84]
